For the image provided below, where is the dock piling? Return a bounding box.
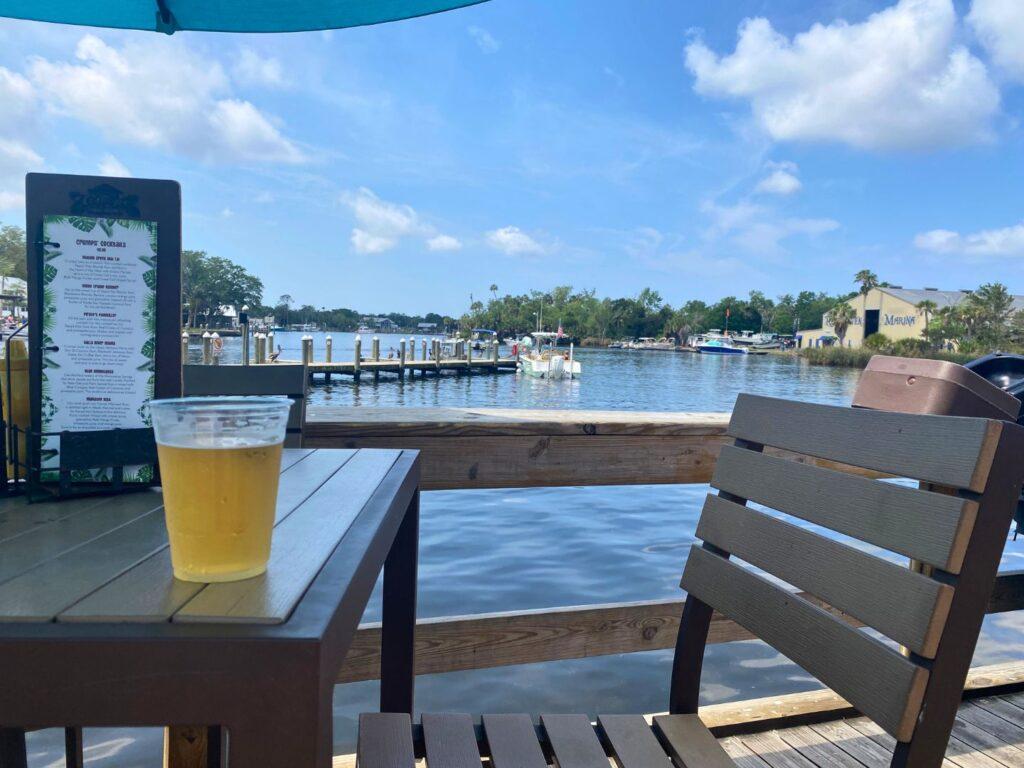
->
[201,331,212,365]
[267,331,275,359]
[301,336,313,367]
[325,335,332,362]
[354,335,362,382]
[255,333,266,364]
[181,331,189,366]
[399,339,406,380]
[372,336,380,382]
[493,339,499,365]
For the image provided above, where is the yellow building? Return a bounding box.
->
[799,287,1024,349]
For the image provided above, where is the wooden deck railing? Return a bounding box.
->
[303,407,1024,690]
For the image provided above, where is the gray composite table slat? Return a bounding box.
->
[174,449,402,624]
[481,714,548,768]
[0,493,109,545]
[422,713,484,768]
[540,714,609,768]
[58,449,356,623]
[0,490,165,585]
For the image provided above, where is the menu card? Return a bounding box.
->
[39,215,157,482]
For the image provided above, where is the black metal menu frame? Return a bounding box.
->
[15,173,182,498]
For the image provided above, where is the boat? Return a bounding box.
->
[517,333,581,379]
[356,324,373,334]
[470,329,498,350]
[697,336,748,355]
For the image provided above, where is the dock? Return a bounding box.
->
[280,356,519,383]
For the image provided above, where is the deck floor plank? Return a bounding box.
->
[772,725,868,768]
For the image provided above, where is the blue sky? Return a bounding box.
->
[1,0,1023,315]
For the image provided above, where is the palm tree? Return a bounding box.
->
[278,294,293,325]
[915,299,937,347]
[826,301,857,347]
[489,284,498,300]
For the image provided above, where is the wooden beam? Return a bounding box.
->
[337,571,1024,684]
[306,409,729,490]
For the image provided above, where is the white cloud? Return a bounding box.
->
[755,162,802,195]
[468,26,500,54]
[0,67,39,207]
[0,139,42,210]
[220,207,234,219]
[701,199,838,255]
[427,234,462,251]
[485,226,545,256]
[968,0,1024,81]
[233,48,288,88]
[914,222,1024,257]
[341,187,456,254]
[28,35,305,164]
[97,154,130,177]
[254,191,275,203]
[685,0,1000,150]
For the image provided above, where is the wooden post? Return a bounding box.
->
[267,330,275,359]
[434,340,441,373]
[421,339,427,365]
[201,331,212,365]
[180,331,189,367]
[399,339,406,380]
[324,335,332,383]
[211,332,222,366]
[372,337,380,361]
[302,335,313,366]
[464,337,471,372]
[493,338,499,365]
[408,336,415,361]
[258,333,267,364]
[354,335,362,382]
[325,335,333,362]
[241,319,250,366]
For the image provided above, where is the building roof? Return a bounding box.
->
[878,287,1024,312]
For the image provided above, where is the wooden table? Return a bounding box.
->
[0,447,420,768]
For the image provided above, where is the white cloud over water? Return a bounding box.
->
[28,35,305,164]
[968,0,1024,82]
[914,222,1024,257]
[685,0,1000,150]
[342,187,460,255]
[755,161,801,195]
[485,226,545,256]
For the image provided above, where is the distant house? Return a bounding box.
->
[417,322,438,332]
[361,316,398,332]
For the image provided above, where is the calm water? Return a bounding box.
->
[30,331,1024,765]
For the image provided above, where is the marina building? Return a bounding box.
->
[799,286,1024,348]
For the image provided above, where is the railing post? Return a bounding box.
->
[354,335,362,382]
[201,331,212,365]
[399,339,406,380]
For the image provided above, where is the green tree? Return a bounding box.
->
[915,299,938,347]
[181,251,263,328]
[826,302,857,346]
[0,224,27,282]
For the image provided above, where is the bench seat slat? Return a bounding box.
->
[422,713,483,768]
[681,545,928,741]
[482,714,547,768]
[653,714,736,768]
[712,444,976,573]
[696,494,954,657]
[541,714,609,768]
[358,713,415,768]
[727,394,1001,492]
[598,714,672,768]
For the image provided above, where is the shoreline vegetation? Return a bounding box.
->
[4,224,1022,371]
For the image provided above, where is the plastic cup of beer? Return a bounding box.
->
[149,396,293,583]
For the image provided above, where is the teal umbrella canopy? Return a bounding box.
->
[0,0,488,34]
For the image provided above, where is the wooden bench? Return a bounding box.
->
[183,363,308,447]
[357,393,1024,768]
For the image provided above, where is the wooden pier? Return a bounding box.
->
[281,357,518,382]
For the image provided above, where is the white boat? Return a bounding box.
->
[697,336,748,355]
[517,333,581,379]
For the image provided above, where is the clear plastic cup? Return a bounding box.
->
[149,396,293,582]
